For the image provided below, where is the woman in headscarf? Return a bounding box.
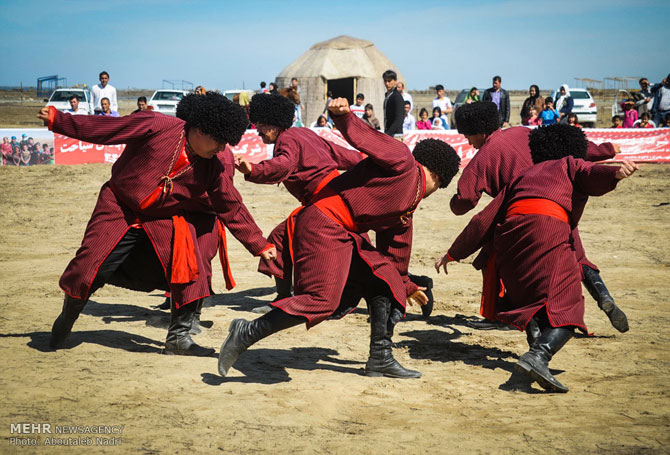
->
[554,84,574,124]
[521,84,543,125]
[465,87,480,104]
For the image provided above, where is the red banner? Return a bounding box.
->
[52,127,670,166]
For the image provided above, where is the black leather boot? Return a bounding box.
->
[157,295,171,310]
[525,316,542,348]
[582,265,628,333]
[364,296,421,379]
[163,299,214,356]
[50,295,88,349]
[218,309,303,376]
[189,299,204,335]
[408,274,434,318]
[252,276,293,314]
[516,326,573,393]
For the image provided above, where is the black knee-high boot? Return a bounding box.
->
[163,299,214,356]
[218,309,303,376]
[50,295,88,349]
[364,296,421,379]
[408,274,434,318]
[274,276,293,301]
[190,299,204,335]
[516,326,573,393]
[525,316,542,348]
[582,265,628,333]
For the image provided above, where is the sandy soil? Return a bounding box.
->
[0,162,669,454]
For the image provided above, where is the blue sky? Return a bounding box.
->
[1,0,668,92]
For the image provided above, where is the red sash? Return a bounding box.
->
[216,219,236,290]
[480,198,569,320]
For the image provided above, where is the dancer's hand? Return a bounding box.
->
[616,159,638,180]
[328,98,350,116]
[435,254,450,274]
[260,246,277,262]
[234,154,252,174]
[37,107,50,125]
[407,288,428,307]
[612,143,622,155]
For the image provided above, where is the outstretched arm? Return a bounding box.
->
[238,136,300,185]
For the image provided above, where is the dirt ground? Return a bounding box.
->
[1,160,669,454]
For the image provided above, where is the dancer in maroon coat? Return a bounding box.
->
[218,98,461,379]
[451,101,628,333]
[436,124,638,392]
[38,92,276,356]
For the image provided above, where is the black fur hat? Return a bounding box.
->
[176,91,248,145]
[249,93,295,129]
[529,124,587,164]
[413,139,461,188]
[455,101,499,136]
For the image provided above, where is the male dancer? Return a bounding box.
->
[437,124,637,392]
[236,94,436,317]
[450,101,628,332]
[38,92,276,356]
[218,98,461,378]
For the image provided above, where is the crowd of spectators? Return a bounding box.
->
[1,134,53,166]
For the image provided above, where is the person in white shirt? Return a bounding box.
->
[66,95,88,115]
[402,101,415,133]
[397,82,413,110]
[432,84,453,128]
[90,71,118,114]
[349,93,366,119]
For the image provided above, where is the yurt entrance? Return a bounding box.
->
[326,77,355,106]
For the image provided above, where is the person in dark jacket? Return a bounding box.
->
[382,69,405,136]
[481,75,510,127]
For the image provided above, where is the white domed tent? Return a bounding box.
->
[276,35,405,128]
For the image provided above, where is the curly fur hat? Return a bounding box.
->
[249,93,295,129]
[413,139,461,188]
[455,101,500,136]
[529,124,587,164]
[176,91,248,146]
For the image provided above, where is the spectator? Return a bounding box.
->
[362,103,381,130]
[567,113,581,128]
[521,84,543,125]
[431,117,445,130]
[290,77,304,126]
[1,137,12,165]
[416,108,432,130]
[611,115,622,128]
[396,81,413,109]
[90,71,118,114]
[636,78,654,116]
[402,101,415,133]
[540,97,560,125]
[132,96,148,113]
[27,137,37,152]
[465,87,480,104]
[9,136,20,156]
[19,144,32,166]
[634,112,654,128]
[555,84,574,124]
[481,76,510,127]
[41,143,52,163]
[382,69,404,136]
[431,106,448,129]
[268,82,278,95]
[662,113,670,128]
[311,115,332,129]
[323,90,334,125]
[621,100,638,128]
[432,84,453,127]
[258,81,268,94]
[20,133,29,149]
[651,74,670,127]
[66,95,87,115]
[527,106,542,126]
[350,93,366,119]
[96,97,120,117]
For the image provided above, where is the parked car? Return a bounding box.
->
[148,90,190,116]
[450,89,470,129]
[223,89,255,102]
[550,87,597,128]
[611,89,643,119]
[45,88,92,114]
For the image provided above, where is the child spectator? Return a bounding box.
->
[311,115,332,129]
[621,100,638,128]
[611,116,622,128]
[362,103,381,130]
[349,93,366,119]
[402,101,415,133]
[634,112,654,128]
[431,106,448,129]
[431,117,445,130]
[567,113,581,128]
[527,106,542,126]
[416,108,432,130]
[540,97,560,125]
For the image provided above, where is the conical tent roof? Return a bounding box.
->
[277,35,404,81]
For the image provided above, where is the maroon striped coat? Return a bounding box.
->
[272,112,425,327]
[246,127,363,280]
[447,157,620,330]
[449,126,616,271]
[52,111,268,306]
